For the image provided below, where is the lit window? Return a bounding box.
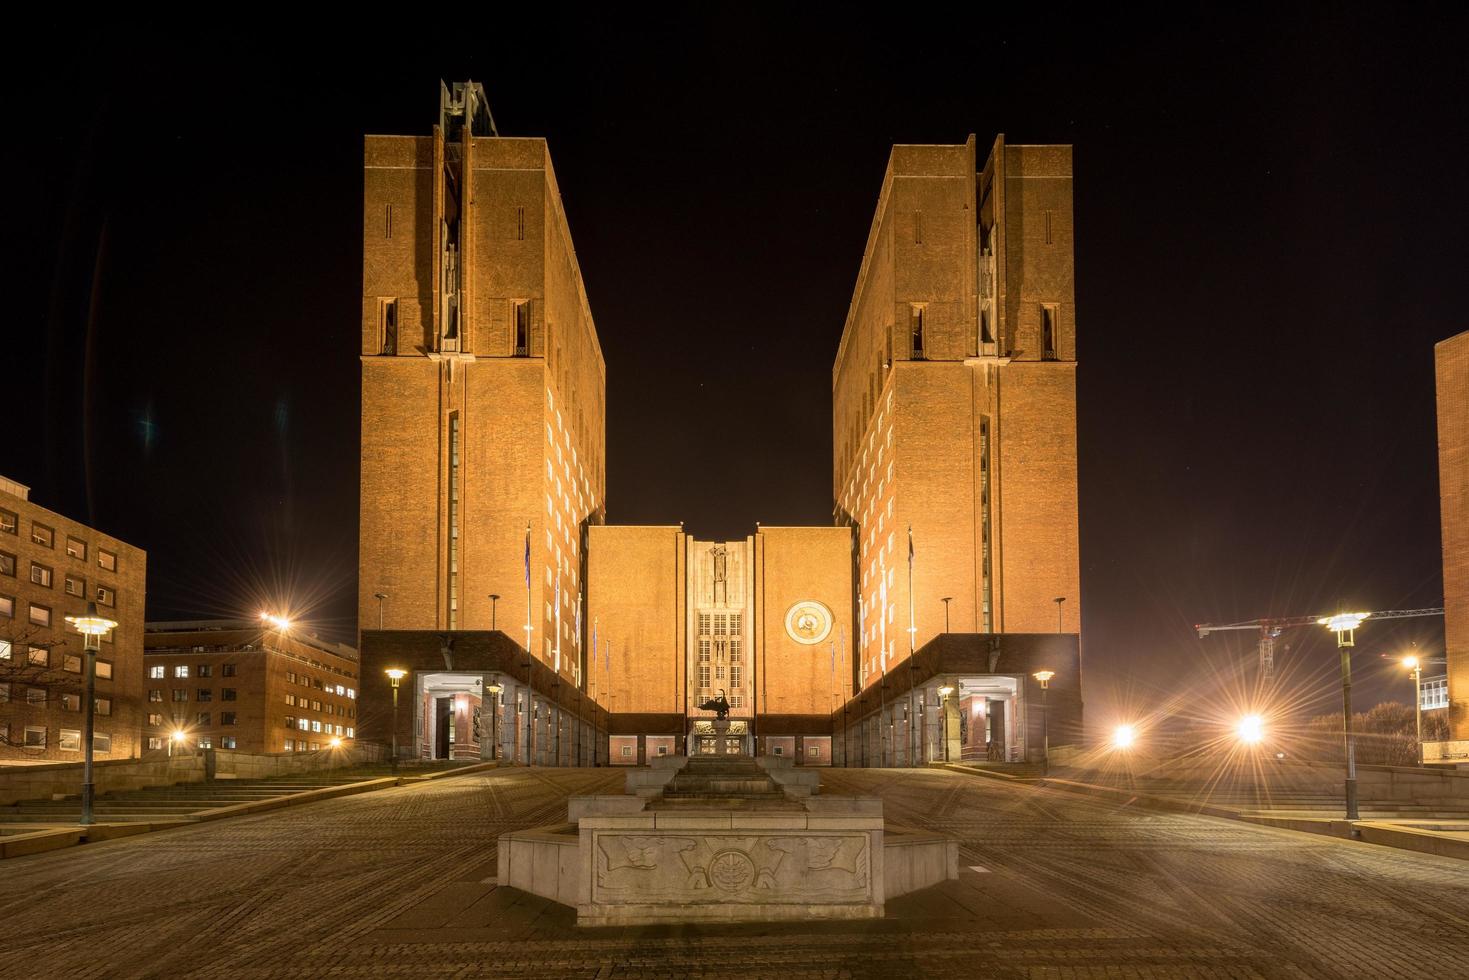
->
[60,693,80,711]
[0,510,14,534]
[148,737,163,750]
[298,719,309,731]
[197,711,210,726]
[174,665,189,679]
[147,713,162,726]
[31,523,54,548]
[148,689,163,702]
[0,595,11,618]
[96,585,115,607]
[30,563,52,587]
[66,537,86,560]
[97,549,117,572]
[96,660,112,680]
[311,721,322,733]
[27,646,47,667]
[93,733,112,753]
[148,665,165,679]
[65,575,85,597]
[0,553,14,577]
[29,604,50,627]
[172,690,188,702]
[196,737,211,749]
[60,729,82,751]
[95,697,111,716]
[63,653,81,673]
[221,736,237,749]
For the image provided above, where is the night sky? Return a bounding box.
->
[11,11,1468,723]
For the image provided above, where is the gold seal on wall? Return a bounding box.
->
[784,600,833,645]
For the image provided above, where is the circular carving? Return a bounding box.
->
[784,600,833,645]
[709,850,756,892]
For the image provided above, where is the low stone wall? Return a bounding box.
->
[0,746,383,806]
[1423,740,1469,764]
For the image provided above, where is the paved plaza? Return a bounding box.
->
[2,767,1467,979]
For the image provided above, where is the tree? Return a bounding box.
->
[1304,701,1432,767]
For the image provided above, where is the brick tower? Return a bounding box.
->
[359,82,605,686]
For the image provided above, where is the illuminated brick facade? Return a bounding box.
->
[1438,331,1469,740]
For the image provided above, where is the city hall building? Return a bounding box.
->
[357,83,1082,767]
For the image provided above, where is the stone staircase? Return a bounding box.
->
[658,755,789,803]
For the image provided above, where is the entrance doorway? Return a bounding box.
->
[688,720,748,756]
[417,672,494,761]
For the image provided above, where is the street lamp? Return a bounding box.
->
[1319,611,1369,820]
[385,668,406,772]
[1237,714,1265,745]
[169,729,187,757]
[1033,670,1055,776]
[486,679,503,761]
[1112,724,1136,750]
[941,597,953,633]
[488,594,500,632]
[65,601,118,826]
[1403,651,1423,766]
[373,593,387,630]
[1052,598,1066,634]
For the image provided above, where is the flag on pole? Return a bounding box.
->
[908,525,914,568]
[524,523,531,589]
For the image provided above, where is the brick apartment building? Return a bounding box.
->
[1438,331,1468,742]
[143,620,360,753]
[357,84,1081,767]
[0,475,146,763]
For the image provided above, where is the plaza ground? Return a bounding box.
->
[2,767,1466,979]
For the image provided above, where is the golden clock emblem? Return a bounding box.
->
[784,600,833,645]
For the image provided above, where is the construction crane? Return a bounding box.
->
[1195,607,1444,680]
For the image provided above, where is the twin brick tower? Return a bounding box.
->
[357,82,1082,766]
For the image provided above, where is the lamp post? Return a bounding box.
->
[938,684,955,762]
[1403,651,1423,767]
[1033,669,1054,777]
[66,602,118,826]
[385,668,406,772]
[1053,597,1065,634]
[941,597,953,633]
[488,594,500,631]
[373,593,387,630]
[1320,612,1369,820]
[486,678,503,761]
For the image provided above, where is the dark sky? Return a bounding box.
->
[10,10,1466,722]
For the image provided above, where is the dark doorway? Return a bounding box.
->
[435,696,453,759]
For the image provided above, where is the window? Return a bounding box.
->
[149,689,163,702]
[196,689,212,702]
[286,671,296,684]
[59,729,81,751]
[308,742,320,751]
[1041,304,1058,360]
[30,563,52,587]
[514,301,530,356]
[97,549,116,572]
[93,733,112,753]
[96,585,115,607]
[61,693,80,711]
[311,720,322,733]
[284,739,294,752]
[221,688,236,701]
[0,639,8,660]
[148,665,165,679]
[0,552,14,576]
[347,688,355,699]
[174,665,189,678]
[284,716,296,729]
[65,537,86,560]
[147,713,163,726]
[197,711,211,726]
[285,693,296,707]
[221,736,237,749]
[95,660,112,680]
[772,745,784,756]
[24,726,46,748]
[384,202,393,239]
[95,697,111,716]
[346,727,354,738]
[27,687,46,705]
[621,745,633,758]
[311,699,321,711]
[222,663,236,677]
[196,664,212,678]
[1423,678,1449,710]
[0,594,11,618]
[910,305,925,360]
[221,712,237,726]
[31,523,54,548]
[148,737,163,750]
[62,653,81,673]
[380,298,398,355]
[298,718,309,731]
[64,574,85,597]
[28,646,48,667]
[0,509,14,534]
[172,689,188,702]
[809,745,820,758]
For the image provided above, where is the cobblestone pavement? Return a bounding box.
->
[2,766,1467,979]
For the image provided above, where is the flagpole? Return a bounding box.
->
[524,522,535,766]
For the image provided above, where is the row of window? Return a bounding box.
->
[149,663,237,679]
[0,641,115,677]
[4,725,113,752]
[146,688,237,703]
[283,694,354,717]
[0,513,118,570]
[284,670,356,697]
[13,559,117,604]
[0,684,112,713]
[283,738,343,752]
[148,735,236,750]
[283,717,351,736]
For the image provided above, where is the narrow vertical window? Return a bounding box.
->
[514,301,530,357]
[1044,209,1053,245]
[910,306,926,360]
[385,203,393,240]
[979,415,993,632]
[380,299,398,355]
[1041,305,1058,360]
[516,206,525,241]
[447,413,461,630]
[913,212,923,245]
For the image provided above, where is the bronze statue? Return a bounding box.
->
[698,689,731,720]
